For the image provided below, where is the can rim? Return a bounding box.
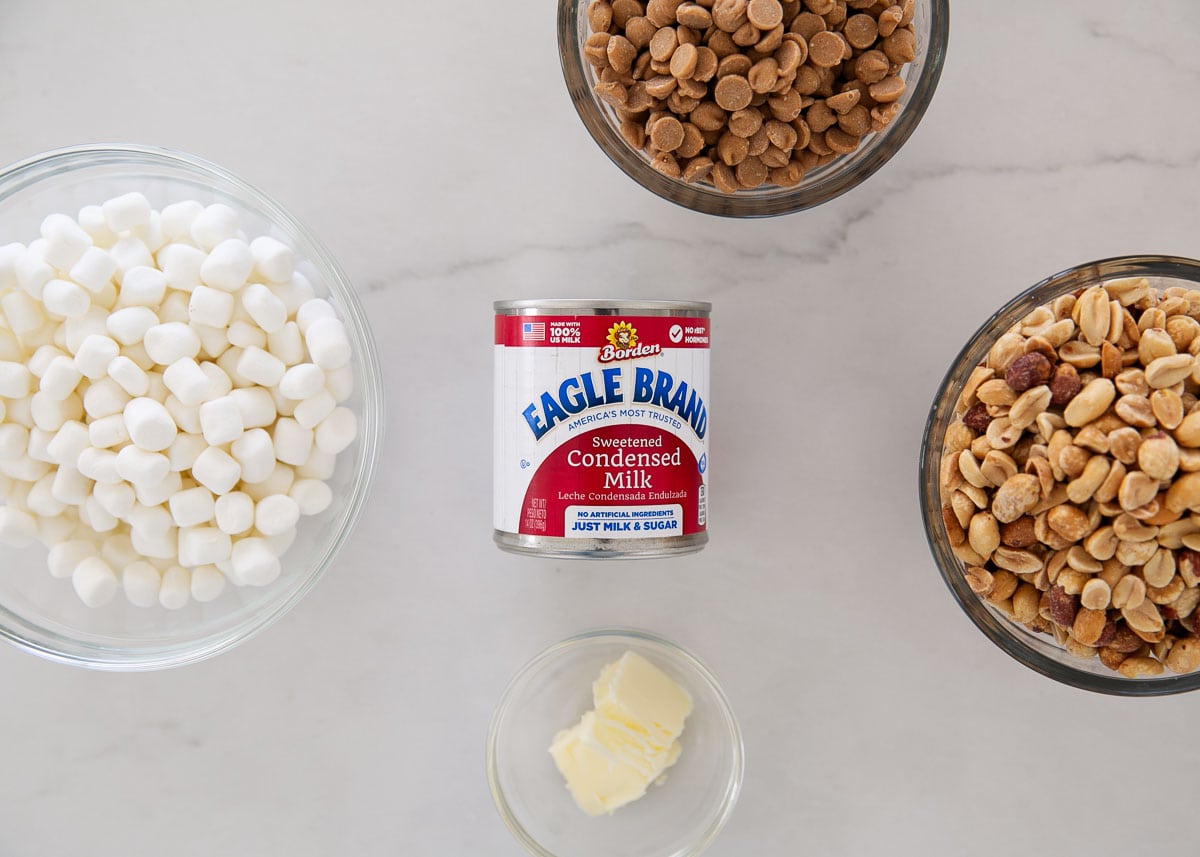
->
[494,299,711,315]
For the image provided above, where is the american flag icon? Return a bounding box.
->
[522,322,546,341]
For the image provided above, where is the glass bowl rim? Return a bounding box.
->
[0,142,386,671]
[920,253,1200,696]
[486,626,746,857]
[556,0,950,218]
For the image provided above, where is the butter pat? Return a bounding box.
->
[550,651,693,816]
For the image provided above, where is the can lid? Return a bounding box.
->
[494,299,711,316]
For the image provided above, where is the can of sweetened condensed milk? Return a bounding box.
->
[494,300,711,558]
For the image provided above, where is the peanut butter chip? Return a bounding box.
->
[649,27,680,61]
[747,0,784,29]
[807,31,845,67]
[842,13,878,49]
[748,58,780,93]
[868,75,906,103]
[717,130,750,165]
[676,3,713,28]
[805,0,834,15]
[670,42,699,78]
[825,89,859,114]
[649,115,686,151]
[728,107,763,137]
[611,0,643,28]
[824,127,860,154]
[714,74,753,110]
[736,155,768,188]
[789,11,826,39]
[712,0,749,32]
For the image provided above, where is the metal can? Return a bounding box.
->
[494,300,711,558]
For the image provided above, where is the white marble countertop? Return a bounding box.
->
[2,1,1199,855]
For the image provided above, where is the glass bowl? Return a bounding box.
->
[558,0,949,217]
[0,144,383,670]
[921,255,1200,696]
[487,628,744,857]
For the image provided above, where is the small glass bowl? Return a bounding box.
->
[0,144,384,670]
[921,255,1200,696]
[557,0,949,217]
[488,629,744,857]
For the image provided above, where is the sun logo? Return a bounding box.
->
[607,322,637,351]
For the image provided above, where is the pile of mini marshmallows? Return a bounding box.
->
[0,192,358,608]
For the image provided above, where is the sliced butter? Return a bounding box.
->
[549,651,693,816]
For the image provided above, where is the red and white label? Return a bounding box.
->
[494,313,710,540]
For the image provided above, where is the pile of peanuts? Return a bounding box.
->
[583,0,917,192]
[939,278,1200,678]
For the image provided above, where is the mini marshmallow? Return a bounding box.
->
[63,307,109,353]
[31,391,83,432]
[236,346,285,387]
[129,503,173,538]
[76,448,121,484]
[132,211,166,253]
[122,342,155,371]
[125,397,178,452]
[0,327,21,361]
[74,334,120,379]
[158,291,191,324]
[168,433,208,472]
[27,474,66,517]
[93,481,136,521]
[123,561,161,607]
[231,428,275,484]
[27,426,54,463]
[156,243,206,292]
[136,471,183,508]
[265,322,303,367]
[273,272,316,315]
[198,395,244,446]
[107,355,150,397]
[190,565,226,602]
[101,533,139,572]
[40,214,93,271]
[230,537,281,587]
[41,279,91,319]
[117,266,168,307]
[0,241,23,290]
[0,454,52,482]
[106,306,159,346]
[4,395,33,429]
[82,495,118,533]
[1,290,46,336]
[227,320,268,350]
[77,205,118,246]
[169,486,216,528]
[188,285,235,328]
[102,192,152,232]
[178,527,232,567]
[38,513,80,548]
[255,494,300,536]
[249,236,295,283]
[130,523,176,561]
[163,358,211,407]
[159,566,190,609]
[272,418,314,467]
[29,345,67,378]
[160,201,204,241]
[241,283,287,333]
[305,318,352,371]
[109,236,155,280]
[40,355,83,400]
[143,322,201,366]
[115,445,171,487]
[214,491,255,535]
[88,413,130,449]
[290,478,333,516]
[200,362,233,400]
[191,446,242,495]
[243,462,294,501]
[294,391,336,430]
[296,298,335,334]
[45,420,90,465]
[226,387,275,430]
[72,557,118,607]
[15,247,54,297]
[193,323,230,360]
[279,363,324,400]
[200,239,254,292]
[83,378,130,419]
[48,539,97,579]
[0,507,39,547]
[315,407,357,455]
[1,423,33,461]
[190,204,239,251]
[164,395,202,435]
[68,247,118,294]
[51,464,92,507]
[0,360,34,397]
